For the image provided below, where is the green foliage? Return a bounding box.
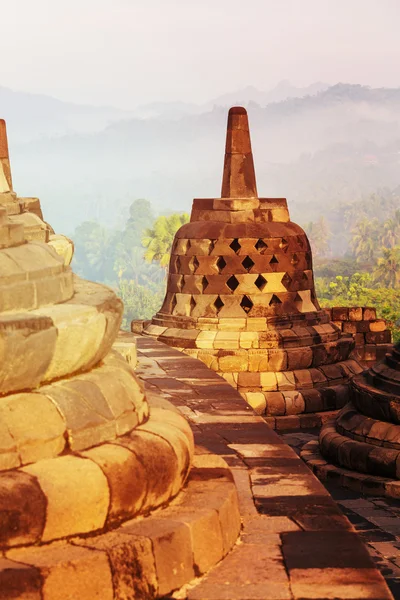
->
[374,246,400,288]
[117,279,164,329]
[71,200,190,328]
[316,273,400,343]
[142,213,190,268]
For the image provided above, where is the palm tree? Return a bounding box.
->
[374,246,400,289]
[303,217,331,257]
[114,245,164,287]
[383,210,400,248]
[142,213,189,269]
[350,218,380,263]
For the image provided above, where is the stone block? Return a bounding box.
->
[276,371,296,391]
[122,518,194,597]
[22,455,110,541]
[343,321,357,334]
[349,307,363,321]
[369,319,387,332]
[245,392,266,415]
[76,531,157,599]
[0,392,66,465]
[284,391,305,415]
[363,307,377,320]
[81,443,147,525]
[0,470,46,548]
[116,430,179,509]
[332,307,349,321]
[0,558,42,600]
[8,542,114,600]
[265,392,286,416]
[260,371,278,391]
[218,352,249,372]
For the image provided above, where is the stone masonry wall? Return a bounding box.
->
[323,307,392,365]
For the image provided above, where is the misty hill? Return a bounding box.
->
[0,86,135,142]
[0,80,330,139]
[129,81,330,119]
[7,83,400,236]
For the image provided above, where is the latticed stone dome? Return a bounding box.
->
[141,107,362,423]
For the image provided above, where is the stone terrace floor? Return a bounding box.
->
[281,429,400,600]
[124,332,394,600]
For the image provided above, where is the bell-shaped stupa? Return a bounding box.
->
[139,107,363,427]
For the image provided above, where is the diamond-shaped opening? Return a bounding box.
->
[230,238,241,254]
[190,296,196,313]
[269,294,282,306]
[294,293,303,308]
[279,238,289,251]
[255,239,267,252]
[187,240,192,251]
[242,256,255,271]
[302,272,309,282]
[297,235,305,248]
[255,274,267,291]
[291,253,299,265]
[214,296,224,312]
[177,275,184,291]
[202,276,209,292]
[216,256,227,272]
[171,294,177,312]
[281,273,292,290]
[175,255,181,271]
[240,295,254,314]
[269,255,279,265]
[227,275,239,291]
[192,256,200,272]
[209,240,216,255]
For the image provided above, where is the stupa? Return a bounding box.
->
[138,107,365,427]
[306,341,400,496]
[0,202,241,597]
[0,119,73,265]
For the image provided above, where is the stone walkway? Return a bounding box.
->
[128,333,393,600]
[281,429,400,600]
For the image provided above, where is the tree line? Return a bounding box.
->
[72,192,399,341]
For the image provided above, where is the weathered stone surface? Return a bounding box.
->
[22,455,110,541]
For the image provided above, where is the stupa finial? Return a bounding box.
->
[221,106,257,199]
[0,119,13,191]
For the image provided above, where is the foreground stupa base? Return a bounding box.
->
[0,453,240,600]
[301,431,400,500]
[304,344,400,497]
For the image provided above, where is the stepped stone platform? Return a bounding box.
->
[128,332,393,600]
[306,342,400,500]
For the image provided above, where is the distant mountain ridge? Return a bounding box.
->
[3,81,400,237]
[0,80,331,140]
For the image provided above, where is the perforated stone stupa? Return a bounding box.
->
[139,107,364,426]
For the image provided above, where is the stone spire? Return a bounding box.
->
[221,107,258,198]
[0,119,13,192]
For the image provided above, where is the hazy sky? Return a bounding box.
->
[1,0,399,109]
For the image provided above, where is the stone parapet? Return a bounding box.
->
[324,306,392,365]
